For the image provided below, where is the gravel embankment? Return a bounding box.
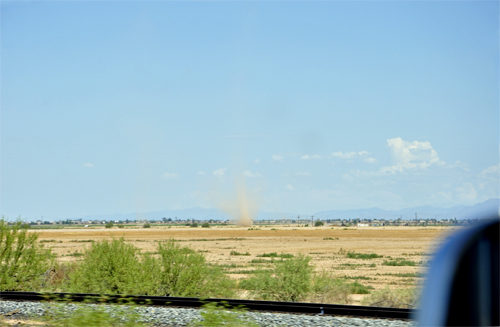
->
[0,300,415,327]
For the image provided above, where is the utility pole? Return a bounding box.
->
[311,215,314,227]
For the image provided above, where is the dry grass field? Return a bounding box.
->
[34,225,456,297]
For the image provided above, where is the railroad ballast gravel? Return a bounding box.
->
[0,300,415,327]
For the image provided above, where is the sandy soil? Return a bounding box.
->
[33,225,457,292]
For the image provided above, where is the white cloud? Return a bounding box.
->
[162,172,178,179]
[212,168,226,176]
[331,151,357,159]
[243,170,261,178]
[457,183,477,201]
[254,159,261,164]
[285,184,295,191]
[301,154,322,160]
[330,151,377,164]
[197,171,206,175]
[342,137,446,179]
[295,171,311,176]
[386,137,442,172]
[272,155,284,161]
[363,157,378,164]
[82,163,94,168]
[479,164,500,178]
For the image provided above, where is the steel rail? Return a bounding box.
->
[0,291,414,320]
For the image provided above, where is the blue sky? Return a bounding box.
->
[1,1,498,220]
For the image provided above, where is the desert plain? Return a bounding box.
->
[33,225,457,296]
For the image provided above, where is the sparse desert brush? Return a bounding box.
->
[0,218,53,291]
[66,238,154,295]
[240,254,313,302]
[361,287,418,308]
[308,271,372,304]
[346,252,383,260]
[308,271,351,304]
[153,240,236,298]
[382,259,418,266]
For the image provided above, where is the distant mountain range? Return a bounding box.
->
[75,198,499,222]
[313,198,500,220]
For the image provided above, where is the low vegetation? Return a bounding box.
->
[0,222,422,308]
[346,252,383,260]
[0,219,53,291]
[256,252,293,258]
[382,258,418,266]
[361,287,418,308]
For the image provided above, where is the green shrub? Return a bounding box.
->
[201,223,210,228]
[382,259,417,266]
[190,223,198,228]
[314,221,324,227]
[117,224,125,228]
[66,238,153,295]
[105,222,114,229]
[256,252,294,258]
[143,223,151,228]
[361,287,418,308]
[349,281,373,294]
[240,254,313,302]
[346,252,383,259]
[0,219,53,291]
[230,250,250,256]
[307,271,350,304]
[153,240,235,298]
[190,302,258,327]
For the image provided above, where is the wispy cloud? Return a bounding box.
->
[254,159,261,164]
[82,163,94,168]
[331,151,377,163]
[285,184,295,191]
[301,154,322,160]
[197,171,206,175]
[212,168,226,176]
[272,155,284,162]
[331,151,357,159]
[479,164,499,178]
[295,171,311,177]
[161,172,179,179]
[243,170,261,178]
[457,183,477,201]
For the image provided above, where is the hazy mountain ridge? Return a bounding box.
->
[314,198,499,220]
[75,199,499,222]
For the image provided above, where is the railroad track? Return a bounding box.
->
[0,291,414,320]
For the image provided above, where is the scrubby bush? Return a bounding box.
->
[240,254,313,302]
[0,219,53,291]
[105,222,113,229]
[190,223,198,227]
[66,238,153,295]
[201,223,210,228]
[382,259,417,266]
[143,223,151,228]
[347,252,383,260]
[361,287,418,308]
[153,240,235,298]
[307,270,351,304]
[314,221,324,227]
